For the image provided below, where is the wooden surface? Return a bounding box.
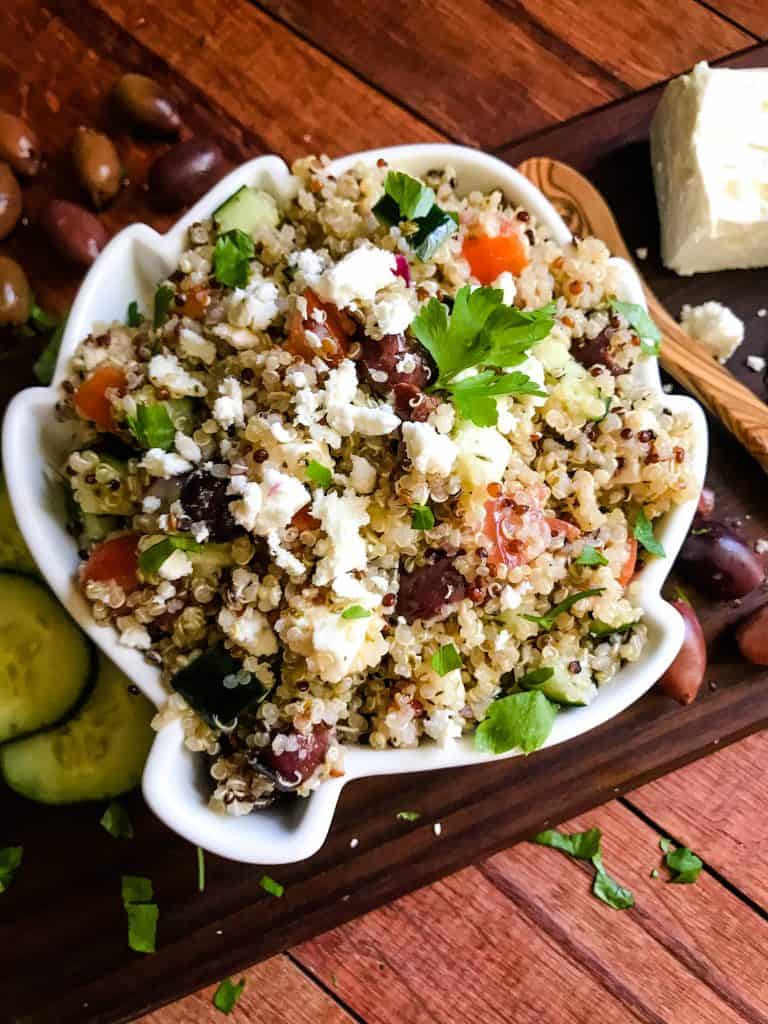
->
[1,3,767,1023]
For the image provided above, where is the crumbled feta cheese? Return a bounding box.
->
[428,402,456,435]
[158,548,193,581]
[190,521,210,543]
[142,495,162,513]
[211,323,262,350]
[680,301,745,362]
[288,248,328,288]
[141,448,194,478]
[372,291,416,335]
[315,244,396,307]
[178,327,217,366]
[267,531,307,577]
[174,431,201,463]
[294,386,322,427]
[230,466,310,535]
[492,271,517,306]
[635,247,648,260]
[747,354,766,373]
[213,377,245,430]
[312,490,370,585]
[350,455,377,494]
[331,572,382,607]
[499,585,523,611]
[148,353,207,397]
[227,278,280,331]
[218,606,278,657]
[286,604,387,684]
[758,308,768,318]
[324,359,400,438]
[402,421,458,476]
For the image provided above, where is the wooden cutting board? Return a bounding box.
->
[4,42,768,1024]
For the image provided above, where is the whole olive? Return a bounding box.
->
[147,139,225,211]
[0,161,22,239]
[112,73,181,136]
[39,199,108,267]
[736,604,768,665]
[0,255,32,325]
[677,519,764,600]
[72,126,122,208]
[0,111,41,175]
[658,599,706,704]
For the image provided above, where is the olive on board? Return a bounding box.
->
[146,139,225,211]
[39,199,108,267]
[735,604,768,665]
[0,111,41,175]
[0,255,32,325]
[658,599,706,704]
[71,127,122,208]
[677,520,764,600]
[0,162,22,239]
[112,73,181,136]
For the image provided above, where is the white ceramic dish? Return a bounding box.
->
[2,144,707,864]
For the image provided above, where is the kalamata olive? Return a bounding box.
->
[697,486,715,519]
[658,599,706,704]
[259,725,330,786]
[147,139,225,211]
[677,519,764,599]
[735,604,768,665]
[396,558,467,623]
[571,326,621,375]
[72,127,122,208]
[0,161,21,239]
[39,199,108,267]
[112,73,181,136]
[0,111,41,175]
[179,469,238,542]
[393,382,439,422]
[0,255,31,325]
[358,332,430,395]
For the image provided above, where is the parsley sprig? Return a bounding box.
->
[373,171,459,261]
[523,588,604,632]
[534,827,634,910]
[474,690,557,755]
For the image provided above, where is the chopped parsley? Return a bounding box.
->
[664,844,703,884]
[574,545,608,567]
[534,828,634,910]
[373,171,459,261]
[633,508,665,558]
[0,846,22,894]
[474,690,557,755]
[126,300,143,327]
[523,588,604,632]
[100,801,133,839]
[659,837,674,853]
[410,204,460,262]
[28,302,59,331]
[396,810,422,822]
[431,643,462,676]
[32,315,67,385]
[589,618,636,638]
[197,846,205,893]
[138,535,202,577]
[126,402,176,450]
[153,283,175,328]
[410,503,435,530]
[305,460,332,489]
[518,666,555,689]
[340,605,371,620]
[259,874,284,898]
[121,875,158,954]
[609,299,662,357]
[448,369,547,427]
[213,976,246,1015]
[213,228,254,288]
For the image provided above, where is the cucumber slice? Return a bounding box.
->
[213,186,279,235]
[0,573,95,741]
[0,475,37,574]
[189,542,234,575]
[520,657,598,707]
[1,654,154,803]
[80,512,121,545]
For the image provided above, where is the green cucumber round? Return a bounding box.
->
[0,475,37,575]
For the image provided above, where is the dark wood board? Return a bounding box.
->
[4,33,768,1024]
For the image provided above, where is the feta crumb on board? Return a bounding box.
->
[758,308,768,319]
[635,247,648,261]
[746,355,766,373]
[679,301,745,362]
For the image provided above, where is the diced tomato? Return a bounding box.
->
[483,492,551,569]
[73,365,127,431]
[177,287,210,319]
[82,534,140,593]
[618,537,638,586]
[291,506,320,532]
[546,517,582,541]
[285,289,355,366]
[462,233,528,284]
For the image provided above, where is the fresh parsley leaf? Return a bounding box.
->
[609,299,661,356]
[32,316,67,385]
[372,171,458,261]
[213,977,246,1015]
[593,869,635,909]
[0,846,22,894]
[153,284,175,328]
[411,205,459,261]
[100,801,133,839]
[126,403,175,451]
[523,588,604,632]
[665,845,703,884]
[659,837,674,854]
[431,643,462,676]
[374,171,436,221]
[534,828,634,910]
[259,874,284,898]
[575,545,608,567]
[589,618,636,638]
[410,503,435,530]
[396,810,421,822]
[633,508,665,558]
[127,300,143,327]
[29,303,59,331]
[213,228,255,288]
[305,460,332,489]
[341,605,371,620]
[122,875,153,904]
[449,370,546,427]
[138,535,202,576]
[121,875,158,954]
[474,690,557,755]
[518,667,555,689]
[197,846,205,893]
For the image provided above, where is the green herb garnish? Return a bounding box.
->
[32,316,67,385]
[29,303,59,331]
[474,690,557,755]
[665,845,703,884]
[213,228,254,289]
[396,810,422,822]
[659,838,674,854]
[153,284,175,328]
[100,801,133,839]
[213,977,246,1015]
[138,535,202,577]
[575,545,608,567]
[127,300,143,327]
[410,503,435,530]
[305,460,332,489]
[518,667,555,689]
[673,587,691,605]
[589,618,636,638]
[431,643,462,676]
[410,205,460,262]
[0,846,22,894]
[121,875,158,954]
[197,846,205,893]
[609,299,662,356]
[448,369,547,427]
[534,828,634,910]
[523,588,604,632]
[372,171,458,261]
[633,508,665,558]
[126,402,176,451]
[340,605,371,620]
[259,874,284,898]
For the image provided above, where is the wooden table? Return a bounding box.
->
[3,2,768,1022]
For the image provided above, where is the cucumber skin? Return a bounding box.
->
[0,476,38,575]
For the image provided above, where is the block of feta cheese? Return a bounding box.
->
[679,300,744,362]
[650,61,768,275]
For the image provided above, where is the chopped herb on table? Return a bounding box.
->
[534,827,634,910]
[100,800,133,839]
[197,846,206,893]
[213,976,246,1015]
[121,875,159,954]
[259,874,284,898]
[0,846,22,894]
[474,690,557,755]
[396,810,422,822]
[663,842,703,884]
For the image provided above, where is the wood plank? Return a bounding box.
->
[708,0,768,37]
[628,730,768,909]
[137,955,355,1024]
[295,801,768,1024]
[257,0,752,148]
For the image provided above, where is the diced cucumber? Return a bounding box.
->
[0,572,95,742]
[520,657,597,707]
[164,397,196,434]
[189,542,234,574]
[0,474,37,574]
[213,186,279,235]
[80,512,121,545]
[0,654,154,803]
[172,644,267,727]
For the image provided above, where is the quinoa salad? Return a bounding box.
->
[57,157,697,814]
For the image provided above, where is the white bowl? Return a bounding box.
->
[2,144,707,863]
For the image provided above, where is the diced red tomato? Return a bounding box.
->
[462,232,528,284]
[177,286,210,319]
[291,506,320,532]
[618,537,638,586]
[82,534,140,593]
[285,289,355,366]
[546,517,582,541]
[73,365,127,431]
[483,491,551,569]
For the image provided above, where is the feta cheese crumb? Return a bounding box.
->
[141,448,193,479]
[158,549,193,581]
[680,301,745,362]
[312,490,370,585]
[315,245,396,307]
[142,495,161,513]
[117,616,152,650]
[746,354,766,373]
[213,377,245,430]
[178,327,217,366]
[227,279,280,331]
[285,604,387,683]
[402,421,458,476]
[372,291,416,335]
[324,359,400,438]
[218,606,278,657]
[492,271,517,306]
[174,431,201,463]
[433,822,442,837]
[350,455,377,494]
[231,467,310,536]
[267,532,307,577]
[148,353,207,397]
[758,308,768,318]
[635,247,648,260]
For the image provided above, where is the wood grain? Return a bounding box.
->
[710,0,768,37]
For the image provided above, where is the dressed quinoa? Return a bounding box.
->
[58,157,697,814]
